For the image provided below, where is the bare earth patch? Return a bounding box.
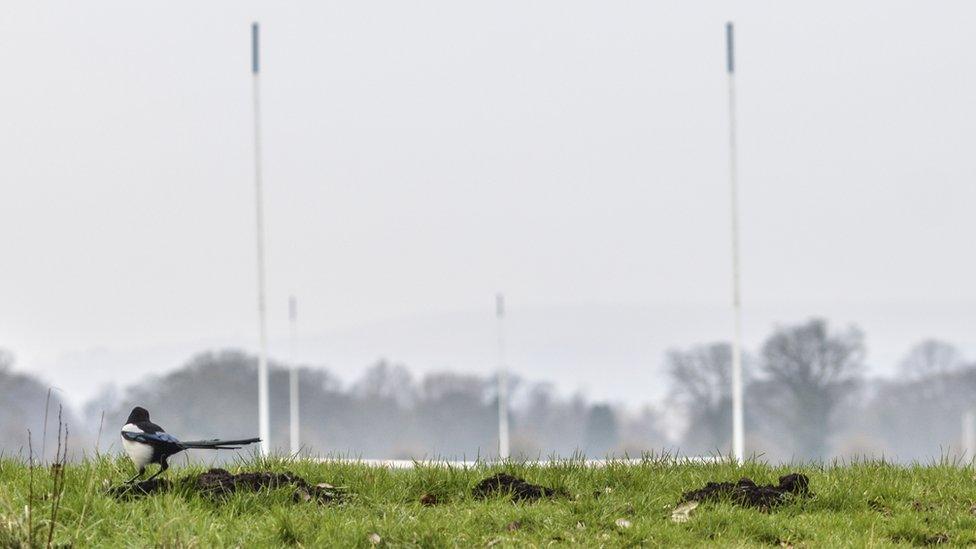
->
[472,473,563,502]
[107,468,345,503]
[680,473,811,510]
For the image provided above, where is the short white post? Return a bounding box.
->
[289,296,300,455]
[963,409,976,462]
[496,294,510,459]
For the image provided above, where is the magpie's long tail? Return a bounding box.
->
[181,437,261,450]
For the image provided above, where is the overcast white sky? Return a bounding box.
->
[1,1,974,406]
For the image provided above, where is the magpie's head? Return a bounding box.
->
[126,406,150,424]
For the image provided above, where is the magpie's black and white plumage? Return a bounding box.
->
[121,406,260,483]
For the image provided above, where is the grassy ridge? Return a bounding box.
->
[1,455,975,547]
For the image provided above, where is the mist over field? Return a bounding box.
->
[3,315,974,463]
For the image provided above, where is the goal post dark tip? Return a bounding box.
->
[726,22,734,74]
[252,23,260,74]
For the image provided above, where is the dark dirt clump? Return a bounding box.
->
[108,468,345,504]
[419,492,440,506]
[472,473,562,502]
[680,473,810,510]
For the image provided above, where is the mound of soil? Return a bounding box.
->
[108,468,345,504]
[472,473,561,502]
[680,473,810,510]
[419,492,440,506]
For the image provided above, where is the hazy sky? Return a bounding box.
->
[1,1,974,406]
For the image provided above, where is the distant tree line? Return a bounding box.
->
[0,318,973,462]
[79,351,667,460]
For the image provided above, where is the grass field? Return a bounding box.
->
[1,453,975,547]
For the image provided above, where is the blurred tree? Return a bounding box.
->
[755,318,865,460]
[858,358,976,461]
[898,339,960,379]
[666,342,737,455]
[352,360,416,408]
[0,349,79,458]
[83,383,120,437]
[618,405,669,456]
[514,384,588,457]
[414,372,495,458]
[583,403,619,457]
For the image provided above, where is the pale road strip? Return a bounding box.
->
[311,458,721,469]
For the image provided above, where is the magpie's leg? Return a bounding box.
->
[144,459,169,482]
[126,467,145,484]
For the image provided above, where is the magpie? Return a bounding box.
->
[121,406,261,483]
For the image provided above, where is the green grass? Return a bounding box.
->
[1,453,975,547]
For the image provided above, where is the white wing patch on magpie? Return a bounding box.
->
[122,431,182,445]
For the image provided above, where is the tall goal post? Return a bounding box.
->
[251,22,271,456]
[726,22,745,463]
